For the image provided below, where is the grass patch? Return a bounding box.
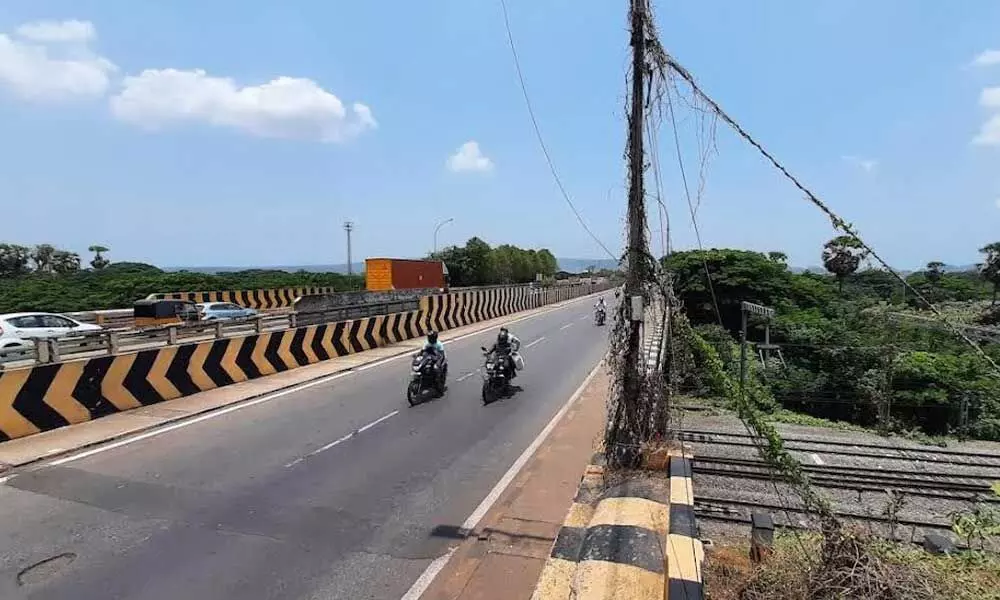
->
[705,531,1000,600]
[765,409,870,433]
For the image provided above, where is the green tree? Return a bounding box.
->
[979,242,1000,305]
[767,251,788,264]
[30,244,56,274]
[536,249,558,277]
[89,245,111,270]
[822,235,868,293]
[51,250,81,275]
[0,243,31,278]
[925,261,945,286]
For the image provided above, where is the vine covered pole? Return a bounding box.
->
[607,0,650,468]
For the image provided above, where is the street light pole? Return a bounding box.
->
[344,221,354,275]
[433,218,454,255]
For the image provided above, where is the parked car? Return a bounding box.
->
[0,312,103,349]
[196,302,258,321]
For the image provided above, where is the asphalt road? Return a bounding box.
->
[0,297,610,600]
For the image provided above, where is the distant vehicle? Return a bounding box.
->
[0,312,102,349]
[196,302,257,321]
[365,258,446,291]
[133,299,200,328]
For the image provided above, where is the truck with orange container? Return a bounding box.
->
[365,258,448,291]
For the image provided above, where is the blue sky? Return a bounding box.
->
[1,1,998,270]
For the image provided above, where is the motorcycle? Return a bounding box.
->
[481,347,513,405]
[594,307,606,326]
[406,351,447,406]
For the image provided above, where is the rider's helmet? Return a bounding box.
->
[427,331,439,345]
[498,327,509,343]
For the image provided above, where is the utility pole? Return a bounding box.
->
[607,0,649,468]
[344,221,354,276]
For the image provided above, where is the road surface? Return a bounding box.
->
[0,297,610,600]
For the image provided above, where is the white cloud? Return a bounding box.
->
[981,86,1000,108]
[841,155,878,173]
[974,114,1000,146]
[109,68,376,142]
[0,20,115,101]
[15,20,95,43]
[447,141,494,173]
[971,49,1000,68]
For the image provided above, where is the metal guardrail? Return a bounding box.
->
[0,299,420,369]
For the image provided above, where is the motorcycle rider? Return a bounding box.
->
[422,331,447,382]
[489,326,521,380]
[594,297,607,321]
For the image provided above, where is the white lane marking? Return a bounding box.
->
[285,410,399,468]
[578,315,589,321]
[0,475,13,485]
[524,337,546,349]
[559,323,573,331]
[810,453,824,465]
[456,371,478,382]
[399,547,458,600]
[44,292,606,467]
[401,359,604,600]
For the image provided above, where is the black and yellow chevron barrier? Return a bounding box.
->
[421,286,535,332]
[532,453,703,600]
[0,283,610,443]
[149,287,340,309]
[0,310,426,442]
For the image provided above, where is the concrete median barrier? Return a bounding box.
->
[150,286,342,309]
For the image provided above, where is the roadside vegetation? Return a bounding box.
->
[667,239,1000,442]
[0,243,364,313]
[0,239,612,314]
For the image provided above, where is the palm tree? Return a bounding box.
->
[88,245,111,270]
[822,235,868,293]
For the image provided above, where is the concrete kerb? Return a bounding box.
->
[0,290,608,471]
[530,454,704,600]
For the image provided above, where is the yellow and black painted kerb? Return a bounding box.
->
[666,455,704,599]
[150,287,339,309]
[0,310,425,442]
[0,283,606,443]
[532,455,672,600]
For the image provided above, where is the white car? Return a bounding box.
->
[0,312,103,349]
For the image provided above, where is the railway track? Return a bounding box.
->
[677,428,1000,469]
[694,496,955,534]
[693,455,1000,502]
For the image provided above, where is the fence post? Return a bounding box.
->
[48,339,61,364]
[289,312,298,329]
[168,326,178,345]
[214,320,224,339]
[255,316,264,333]
[36,339,51,363]
[106,331,120,355]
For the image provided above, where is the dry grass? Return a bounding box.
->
[705,530,1000,600]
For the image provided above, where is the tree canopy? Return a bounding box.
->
[431,238,561,286]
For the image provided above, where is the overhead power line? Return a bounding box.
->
[662,53,1000,378]
[498,0,617,262]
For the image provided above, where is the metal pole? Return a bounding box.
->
[433,218,454,255]
[740,307,748,399]
[344,221,354,275]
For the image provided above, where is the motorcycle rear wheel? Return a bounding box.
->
[406,383,419,406]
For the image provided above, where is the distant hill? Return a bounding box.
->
[556,258,620,273]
